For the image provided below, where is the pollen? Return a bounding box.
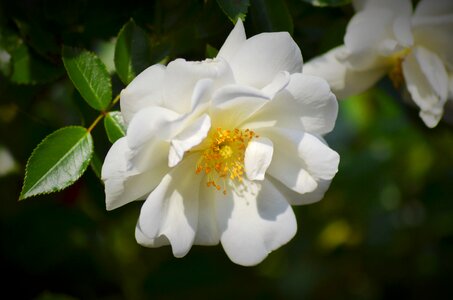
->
[389,48,411,89]
[195,127,256,194]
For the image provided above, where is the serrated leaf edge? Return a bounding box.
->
[19,126,94,200]
[216,0,250,23]
[62,46,112,111]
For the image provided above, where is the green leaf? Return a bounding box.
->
[149,42,170,65]
[250,0,294,35]
[301,0,351,7]
[10,43,64,84]
[216,0,250,23]
[62,46,112,111]
[104,111,126,143]
[19,126,93,200]
[114,19,151,85]
[205,44,219,58]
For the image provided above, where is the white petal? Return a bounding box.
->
[358,0,412,14]
[137,155,201,257]
[413,24,453,70]
[414,0,453,17]
[228,31,302,88]
[378,39,400,56]
[303,46,348,94]
[102,137,168,210]
[350,2,414,50]
[292,133,339,180]
[244,137,273,181]
[217,19,246,63]
[412,1,453,69]
[126,137,170,174]
[344,9,391,67]
[191,78,214,112]
[327,61,389,100]
[169,114,211,167]
[342,65,388,98]
[162,58,234,114]
[194,185,220,246]
[135,223,170,247]
[245,73,338,135]
[402,47,448,127]
[393,15,413,47]
[0,146,17,176]
[126,106,180,151]
[270,176,332,206]
[414,47,449,101]
[213,82,271,104]
[304,47,387,100]
[269,156,318,194]
[261,71,290,98]
[213,69,288,104]
[284,74,338,134]
[216,179,297,266]
[120,64,166,124]
[104,168,167,211]
[101,137,129,207]
[264,128,339,194]
[128,103,213,170]
[344,3,411,68]
[210,71,291,128]
[210,84,271,128]
[356,0,410,12]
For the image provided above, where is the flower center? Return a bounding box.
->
[389,48,411,89]
[195,127,256,194]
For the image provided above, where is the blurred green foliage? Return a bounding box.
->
[1,0,452,299]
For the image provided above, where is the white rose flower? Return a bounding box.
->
[304,0,453,128]
[101,20,340,266]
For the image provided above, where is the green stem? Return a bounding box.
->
[86,94,121,133]
[87,113,105,133]
[108,94,121,110]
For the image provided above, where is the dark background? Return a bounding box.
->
[1,0,452,299]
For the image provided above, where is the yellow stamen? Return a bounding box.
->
[195,127,256,194]
[389,48,411,89]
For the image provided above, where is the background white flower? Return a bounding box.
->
[304,0,453,128]
[0,145,18,176]
[102,20,340,266]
